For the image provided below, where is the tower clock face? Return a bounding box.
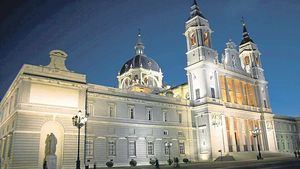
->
[189,32,197,47]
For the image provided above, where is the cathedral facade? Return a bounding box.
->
[0,1,299,169]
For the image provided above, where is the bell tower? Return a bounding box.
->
[239,20,265,80]
[184,0,217,65]
[239,19,270,110]
[184,0,219,102]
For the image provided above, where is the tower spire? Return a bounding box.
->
[189,0,205,19]
[135,29,145,55]
[193,0,198,6]
[240,17,254,45]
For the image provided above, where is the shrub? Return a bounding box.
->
[106,159,114,168]
[167,159,173,165]
[129,159,137,167]
[183,158,189,164]
[149,158,156,165]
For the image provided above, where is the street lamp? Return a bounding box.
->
[251,127,263,160]
[72,110,88,169]
[164,142,173,165]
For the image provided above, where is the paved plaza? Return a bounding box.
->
[98,157,300,169]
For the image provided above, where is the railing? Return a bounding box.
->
[192,97,272,113]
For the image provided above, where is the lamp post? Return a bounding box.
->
[72,110,87,169]
[164,142,173,165]
[251,127,262,160]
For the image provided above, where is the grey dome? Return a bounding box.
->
[120,54,160,75]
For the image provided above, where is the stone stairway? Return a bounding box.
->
[227,151,293,161]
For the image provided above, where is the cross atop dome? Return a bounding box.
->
[135,29,145,55]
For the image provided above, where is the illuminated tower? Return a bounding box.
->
[239,20,277,153]
[184,0,219,102]
[239,20,265,80]
[184,0,224,161]
[239,20,270,109]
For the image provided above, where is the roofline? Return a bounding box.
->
[169,82,188,90]
[274,114,300,121]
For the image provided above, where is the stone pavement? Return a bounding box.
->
[97,157,300,169]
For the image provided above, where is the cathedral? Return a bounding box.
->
[0,1,299,169]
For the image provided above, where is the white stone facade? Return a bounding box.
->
[274,116,300,154]
[0,1,299,169]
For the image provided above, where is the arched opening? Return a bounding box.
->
[38,121,64,169]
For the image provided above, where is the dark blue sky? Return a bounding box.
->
[0,0,299,116]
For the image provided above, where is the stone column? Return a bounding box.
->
[258,120,265,151]
[239,119,245,152]
[229,117,237,152]
[221,115,229,153]
[232,79,237,104]
[224,76,230,102]
[245,119,252,151]
[239,81,246,105]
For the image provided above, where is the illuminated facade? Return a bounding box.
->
[0,1,299,169]
[274,116,300,153]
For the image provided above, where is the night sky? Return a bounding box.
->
[0,0,299,116]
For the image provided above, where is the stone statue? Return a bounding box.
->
[45,133,57,157]
[44,133,57,169]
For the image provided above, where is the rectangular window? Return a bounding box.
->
[163,130,168,136]
[108,141,116,156]
[146,108,152,121]
[178,131,183,137]
[147,142,154,155]
[129,141,136,156]
[179,142,185,154]
[164,142,171,155]
[163,111,167,122]
[108,103,116,117]
[86,139,94,157]
[246,84,257,106]
[195,89,200,100]
[227,78,235,103]
[178,113,182,123]
[219,75,227,102]
[164,144,169,155]
[211,88,215,98]
[234,80,243,105]
[128,105,135,119]
[263,100,267,108]
[88,103,94,115]
[2,138,7,159]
